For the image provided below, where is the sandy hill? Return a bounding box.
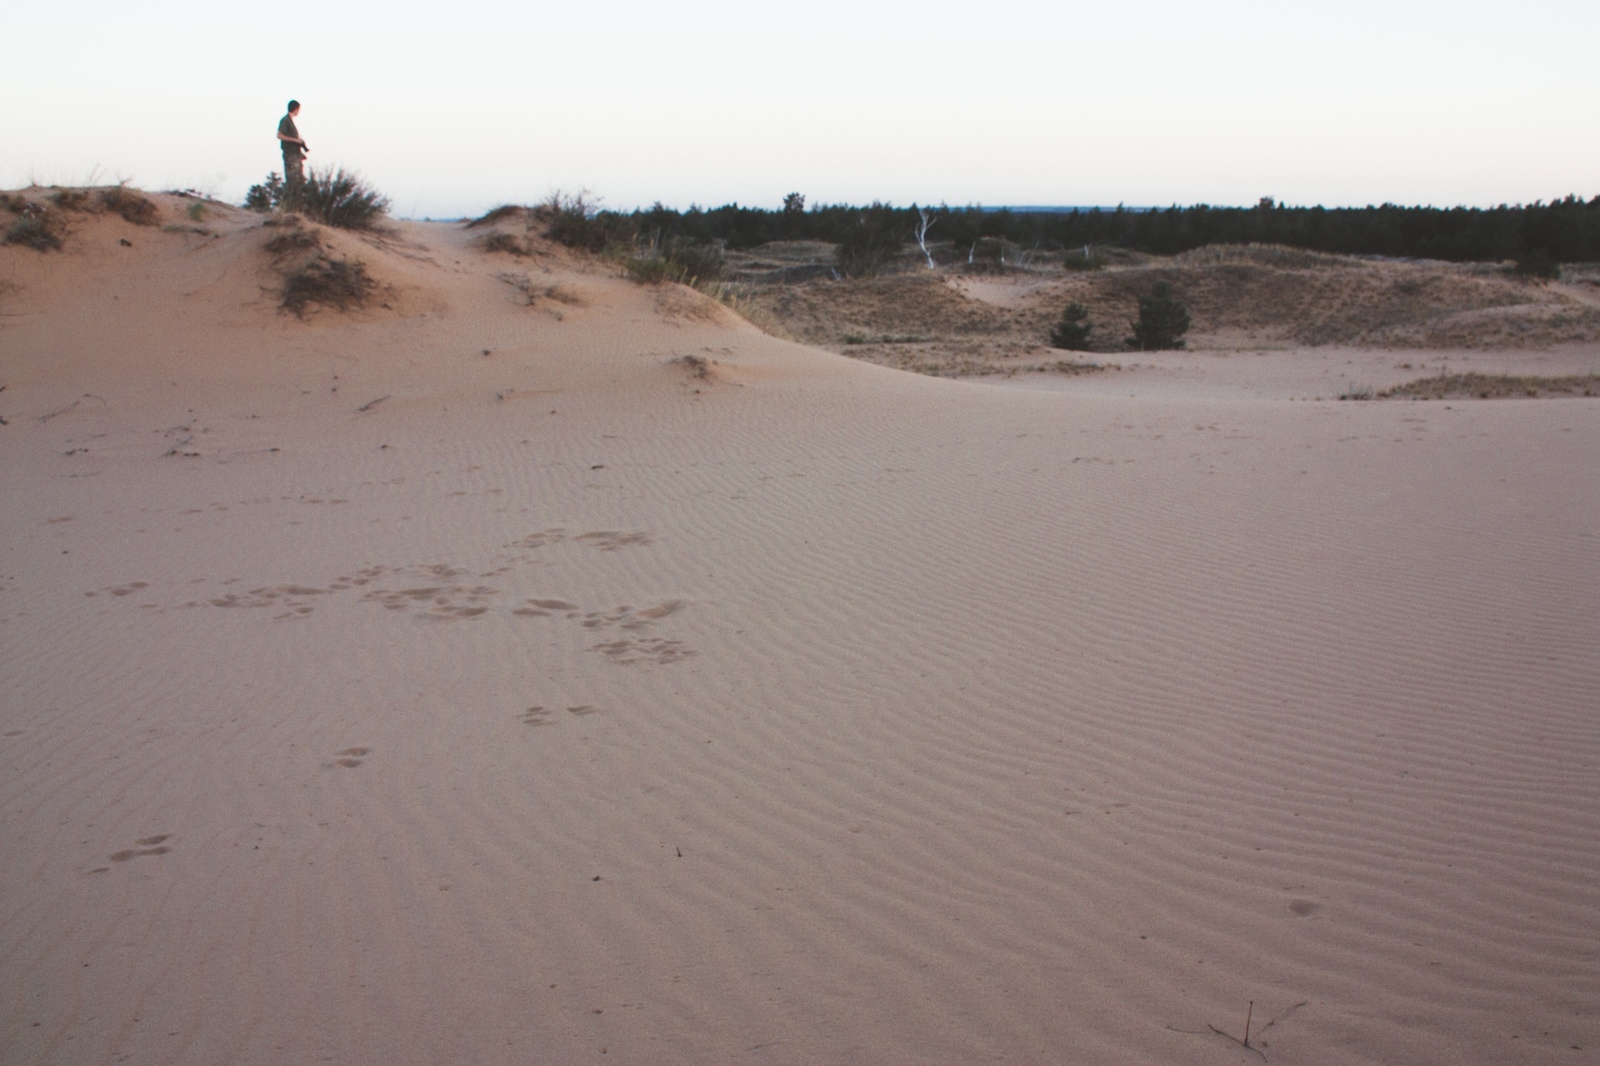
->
[725,240,1600,377]
[2,188,1598,1065]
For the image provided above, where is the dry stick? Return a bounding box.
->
[1244,1000,1254,1046]
[357,395,389,412]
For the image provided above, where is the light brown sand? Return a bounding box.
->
[2,196,1598,1064]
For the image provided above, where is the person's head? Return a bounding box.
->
[287,100,300,115]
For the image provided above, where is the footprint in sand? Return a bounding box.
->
[576,531,651,551]
[590,637,696,666]
[1288,899,1322,917]
[334,746,370,768]
[108,833,173,863]
[519,707,555,726]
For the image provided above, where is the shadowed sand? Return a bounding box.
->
[2,194,1597,1064]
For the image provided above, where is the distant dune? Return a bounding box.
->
[3,189,1598,1065]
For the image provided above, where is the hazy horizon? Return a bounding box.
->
[6,0,1597,220]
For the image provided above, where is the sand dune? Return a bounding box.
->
[2,193,1598,1064]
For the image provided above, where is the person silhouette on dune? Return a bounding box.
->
[278,100,309,193]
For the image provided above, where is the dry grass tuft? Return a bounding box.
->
[263,227,320,256]
[1379,372,1600,400]
[281,256,375,317]
[100,187,160,225]
[485,231,533,257]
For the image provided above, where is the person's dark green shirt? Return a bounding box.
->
[279,114,302,155]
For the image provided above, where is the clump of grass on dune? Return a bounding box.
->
[281,255,375,317]
[1379,372,1600,400]
[3,203,65,251]
[624,235,725,285]
[99,186,160,225]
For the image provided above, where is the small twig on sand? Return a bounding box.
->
[357,395,389,412]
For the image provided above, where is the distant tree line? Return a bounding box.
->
[598,194,1600,263]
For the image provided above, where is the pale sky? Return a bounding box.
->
[6,0,1596,218]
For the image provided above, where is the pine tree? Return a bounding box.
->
[1050,302,1093,350]
[1128,281,1190,350]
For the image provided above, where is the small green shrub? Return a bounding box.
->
[1127,281,1190,350]
[1050,301,1093,350]
[1061,246,1106,271]
[4,205,64,251]
[245,173,285,212]
[281,256,375,317]
[100,187,160,225]
[288,168,389,230]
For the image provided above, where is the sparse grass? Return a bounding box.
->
[623,236,725,286]
[1338,383,1374,401]
[51,189,94,212]
[100,187,160,225]
[3,205,64,251]
[1378,372,1600,400]
[485,231,532,257]
[281,256,375,317]
[288,168,389,231]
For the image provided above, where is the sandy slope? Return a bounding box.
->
[2,197,1598,1065]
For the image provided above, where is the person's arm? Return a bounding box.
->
[277,122,307,150]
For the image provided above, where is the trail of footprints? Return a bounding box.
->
[90,529,695,666]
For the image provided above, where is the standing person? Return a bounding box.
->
[277,100,308,194]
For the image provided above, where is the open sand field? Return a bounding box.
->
[3,192,1598,1064]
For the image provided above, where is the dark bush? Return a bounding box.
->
[288,168,389,230]
[1128,281,1190,350]
[281,256,375,317]
[51,189,94,212]
[100,187,160,225]
[3,205,64,251]
[541,192,633,253]
[835,204,907,276]
[1050,302,1093,350]
[1513,248,1561,281]
[1061,246,1107,271]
